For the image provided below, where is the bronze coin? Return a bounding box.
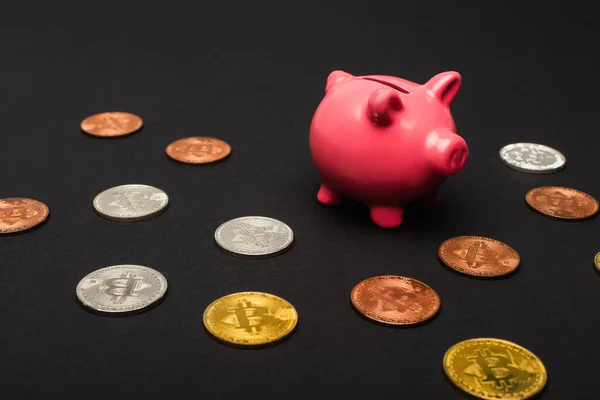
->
[526,186,598,220]
[0,198,49,234]
[350,275,440,325]
[438,236,520,277]
[166,137,231,164]
[80,112,143,137]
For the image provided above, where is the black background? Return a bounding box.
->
[1,1,598,399]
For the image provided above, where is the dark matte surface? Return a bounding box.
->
[1,1,598,399]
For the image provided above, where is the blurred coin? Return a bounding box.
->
[166,137,231,164]
[81,112,143,137]
[438,236,520,277]
[526,186,598,220]
[499,142,565,173]
[214,216,294,258]
[0,198,49,234]
[203,291,298,346]
[594,252,600,271]
[93,184,169,222]
[351,275,440,325]
[76,264,167,314]
[443,338,547,399]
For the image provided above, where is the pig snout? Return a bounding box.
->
[426,129,468,176]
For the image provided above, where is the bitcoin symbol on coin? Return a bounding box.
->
[101,114,128,132]
[461,241,498,269]
[512,147,553,166]
[367,285,422,314]
[108,191,152,210]
[222,300,275,334]
[0,205,35,225]
[178,144,222,157]
[535,191,582,217]
[232,223,276,248]
[101,272,147,304]
[0,199,39,225]
[464,347,520,392]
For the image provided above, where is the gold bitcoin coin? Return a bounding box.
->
[203,291,298,346]
[594,252,600,271]
[443,338,547,399]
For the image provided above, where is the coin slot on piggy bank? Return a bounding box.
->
[309,70,469,228]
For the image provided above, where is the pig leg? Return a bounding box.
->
[369,205,404,228]
[420,191,440,210]
[317,184,341,206]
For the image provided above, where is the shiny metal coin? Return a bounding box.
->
[444,338,547,399]
[81,112,143,137]
[93,184,169,221]
[203,291,298,346]
[76,264,168,314]
[351,275,440,325]
[0,198,49,234]
[214,216,294,258]
[499,142,565,174]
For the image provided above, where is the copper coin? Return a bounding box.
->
[438,236,520,277]
[165,137,231,164]
[0,198,49,234]
[350,275,440,325]
[526,186,599,220]
[80,112,143,137]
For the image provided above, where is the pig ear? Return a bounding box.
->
[325,70,353,93]
[425,71,461,105]
[368,88,402,126]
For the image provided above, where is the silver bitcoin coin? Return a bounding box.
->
[93,184,169,221]
[499,142,566,174]
[214,216,294,258]
[76,264,168,314]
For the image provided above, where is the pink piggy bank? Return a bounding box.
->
[309,70,468,228]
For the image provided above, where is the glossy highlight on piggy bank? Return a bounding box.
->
[309,70,468,228]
